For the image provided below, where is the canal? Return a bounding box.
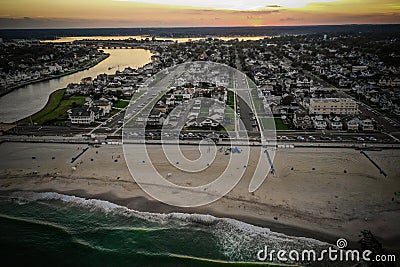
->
[0,48,153,123]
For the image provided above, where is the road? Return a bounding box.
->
[232,71,261,139]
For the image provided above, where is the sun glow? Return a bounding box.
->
[114,0,338,10]
[0,0,398,28]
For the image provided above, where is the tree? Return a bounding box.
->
[282,95,295,105]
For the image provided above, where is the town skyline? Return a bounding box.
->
[1,0,399,29]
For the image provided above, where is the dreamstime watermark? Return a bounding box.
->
[257,238,396,263]
[122,61,276,207]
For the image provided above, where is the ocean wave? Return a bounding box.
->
[7,191,331,262]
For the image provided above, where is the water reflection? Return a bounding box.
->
[0,49,153,123]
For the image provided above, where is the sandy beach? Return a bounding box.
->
[0,141,399,254]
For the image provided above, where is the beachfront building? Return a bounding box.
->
[309,98,358,115]
[313,115,327,130]
[356,118,374,131]
[327,116,343,130]
[293,110,313,130]
[343,117,359,131]
[68,107,95,125]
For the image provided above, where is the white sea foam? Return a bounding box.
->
[9,191,331,261]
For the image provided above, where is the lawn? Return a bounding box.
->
[228,80,234,89]
[199,107,209,118]
[247,77,257,89]
[20,89,65,124]
[224,125,236,131]
[252,97,264,115]
[40,96,86,125]
[20,89,86,125]
[224,111,235,131]
[227,91,235,109]
[114,101,130,109]
[141,91,165,114]
[261,118,290,131]
[274,118,290,130]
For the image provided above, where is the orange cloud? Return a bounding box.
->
[0,0,398,28]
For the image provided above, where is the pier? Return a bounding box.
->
[360,150,387,177]
[71,147,90,163]
[264,149,276,175]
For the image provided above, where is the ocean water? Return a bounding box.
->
[0,192,341,267]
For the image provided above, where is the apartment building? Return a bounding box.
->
[309,98,358,115]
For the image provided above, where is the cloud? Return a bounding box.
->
[0,15,234,29]
[114,0,338,10]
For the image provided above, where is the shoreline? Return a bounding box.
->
[0,53,110,98]
[0,187,349,248]
[0,142,399,255]
[0,173,397,253]
[17,88,65,124]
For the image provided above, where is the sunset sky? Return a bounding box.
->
[0,0,399,28]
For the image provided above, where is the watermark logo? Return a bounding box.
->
[122,61,276,207]
[336,238,347,249]
[257,238,396,264]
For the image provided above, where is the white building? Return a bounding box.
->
[68,107,95,125]
[357,118,374,131]
[313,115,327,130]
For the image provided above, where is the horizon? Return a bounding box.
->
[1,23,400,30]
[1,0,399,29]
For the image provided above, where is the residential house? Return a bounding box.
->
[66,83,80,95]
[343,117,359,131]
[313,115,327,130]
[68,106,95,125]
[357,118,374,131]
[327,116,343,130]
[147,110,165,127]
[93,99,112,116]
[154,101,167,113]
[293,110,312,130]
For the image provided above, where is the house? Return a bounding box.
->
[313,115,327,130]
[80,77,92,85]
[93,99,112,116]
[147,109,165,127]
[343,117,358,131]
[327,116,343,130]
[165,95,175,106]
[293,110,312,130]
[122,86,134,96]
[66,83,80,95]
[68,106,95,125]
[357,118,374,131]
[154,101,167,113]
[91,107,102,120]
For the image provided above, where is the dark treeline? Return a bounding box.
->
[1,24,400,40]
